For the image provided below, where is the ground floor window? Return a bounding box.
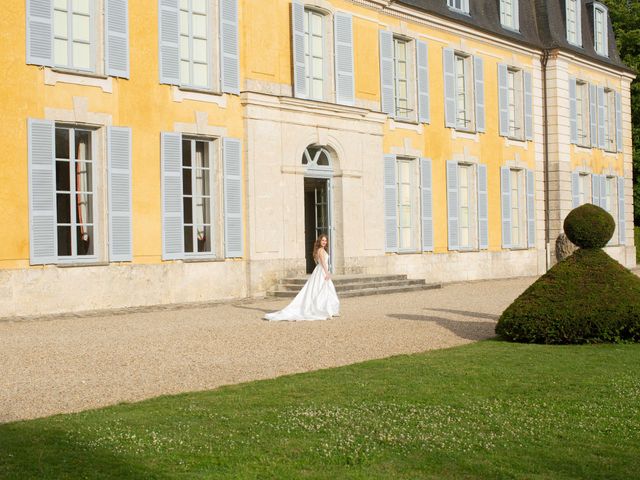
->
[397,158,415,251]
[509,168,526,248]
[55,126,97,259]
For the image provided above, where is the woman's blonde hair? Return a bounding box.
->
[312,234,329,263]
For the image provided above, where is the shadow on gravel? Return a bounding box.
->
[231,304,273,314]
[387,313,496,341]
[425,308,500,321]
[0,422,170,479]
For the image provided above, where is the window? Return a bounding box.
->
[579,173,591,205]
[575,80,590,146]
[566,0,581,46]
[603,175,618,244]
[181,138,216,255]
[454,54,474,131]
[397,159,414,250]
[458,164,475,249]
[447,0,469,14]
[509,169,526,248]
[393,38,412,119]
[303,8,325,101]
[53,0,94,71]
[603,88,616,152]
[593,3,608,57]
[55,126,97,259]
[507,68,523,139]
[500,0,518,30]
[179,0,210,89]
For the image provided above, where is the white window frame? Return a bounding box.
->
[396,157,419,252]
[507,67,524,140]
[392,36,415,120]
[575,80,590,147]
[603,88,616,152]
[457,163,477,250]
[181,136,220,258]
[54,124,103,263]
[303,7,328,101]
[509,168,527,249]
[500,0,518,31]
[447,0,469,15]
[604,175,618,244]
[53,0,98,73]
[578,173,591,205]
[593,3,609,57]
[566,0,581,46]
[179,0,212,90]
[454,53,474,132]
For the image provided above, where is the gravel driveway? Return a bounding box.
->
[0,276,535,424]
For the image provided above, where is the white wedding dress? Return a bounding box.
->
[265,250,340,321]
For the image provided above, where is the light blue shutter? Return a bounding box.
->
[27,0,53,66]
[589,84,598,148]
[569,77,577,144]
[597,86,606,149]
[379,31,394,115]
[618,177,625,245]
[615,91,623,152]
[420,158,433,251]
[384,154,398,252]
[474,56,485,132]
[220,0,240,94]
[600,175,607,209]
[478,164,488,250]
[446,161,459,250]
[524,71,533,140]
[591,174,601,207]
[501,167,512,249]
[416,40,430,124]
[443,48,456,128]
[498,64,509,137]
[334,12,355,106]
[292,0,307,99]
[223,138,243,258]
[161,132,183,260]
[571,171,580,208]
[526,169,535,248]
[108,127,132,262]
[105,0,130,78]
[28,119,56,265]
[159,0,180,85]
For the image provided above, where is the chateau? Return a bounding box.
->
[0,0,635,317]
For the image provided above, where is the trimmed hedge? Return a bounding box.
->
[496,249,640,344]
[563,204,615,248]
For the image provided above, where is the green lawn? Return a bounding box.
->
[1,341,639,479]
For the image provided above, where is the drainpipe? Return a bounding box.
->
[541,49,551,271]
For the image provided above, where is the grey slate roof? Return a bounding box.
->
[395,0,630,72]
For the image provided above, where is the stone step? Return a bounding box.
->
[278,274,408,286]
[275,278,427,292]
[269,282,441,298]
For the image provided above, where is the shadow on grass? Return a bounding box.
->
[0,421,169,480]
[387,312,496,341]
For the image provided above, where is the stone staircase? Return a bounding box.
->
[268,274,441,298]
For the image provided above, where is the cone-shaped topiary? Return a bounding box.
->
[496,205,640,344]
[563,204,615,249]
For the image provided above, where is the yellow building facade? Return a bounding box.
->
[0,0,635,317]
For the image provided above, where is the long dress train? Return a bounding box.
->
[264,251,340,321]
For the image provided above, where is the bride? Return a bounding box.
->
[264,234,340,321]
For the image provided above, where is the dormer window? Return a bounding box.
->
[447,0,469,15]
[500,0,519,31]
[593,3,608,57]
[566,0,581,47]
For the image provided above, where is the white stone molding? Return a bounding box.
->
[44,68,113,93]
[171,86,227,107]
[173,111,228,137]
[45,96,112,126]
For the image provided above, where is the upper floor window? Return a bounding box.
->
[507,68,523,139]
[498,64,533,141]
[593,3,608,57]
[575,80,590,147]
[566,0,581,46]
[603,88,616,152]
[454,54,474,131]
[393,37,413,119]
[27,0,130,78]
[304,8,326,101]
[447,0,469,14]
[179,0,210,89]
[159,0,240,94]
[500,0,519,31]
[444,48,485,133]
[53,0,93,71]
